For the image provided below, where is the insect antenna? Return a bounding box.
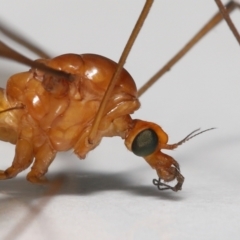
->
[163,128,216,150]
[0,20,50,58]
[0,40,73,81]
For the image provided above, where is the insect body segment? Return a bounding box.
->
[0,52,187,191]
[0,54,140,182]
[1,0,234,192]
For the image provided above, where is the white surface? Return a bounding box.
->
[0,1,240,240]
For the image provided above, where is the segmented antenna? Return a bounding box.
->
[163,128,216,150]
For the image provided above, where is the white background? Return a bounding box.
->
[0,1,240,239]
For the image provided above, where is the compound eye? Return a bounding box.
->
[131,129,158,157]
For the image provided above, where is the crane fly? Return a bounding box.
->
[0,0,239,194]
[2,1,237,239]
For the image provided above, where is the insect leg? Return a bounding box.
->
[214,0,240,44]
[27,142,56,184]
[0,41,72,80]
[0,20,50,58]
[138,1,239,97]
[0,138,33,179]
[88,0,153,143]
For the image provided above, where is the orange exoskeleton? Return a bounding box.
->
[0,52,187,191]
[0,0,238,192]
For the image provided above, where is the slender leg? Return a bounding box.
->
[138,1,240,97]
[27,142,56,184]
[0,22,50,58]
[215,0,240,45]
[88,0,153,143]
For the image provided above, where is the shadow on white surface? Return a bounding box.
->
[0,1,240,239]
[0,170,184,200]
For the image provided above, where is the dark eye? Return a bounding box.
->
[131,129,158,157]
